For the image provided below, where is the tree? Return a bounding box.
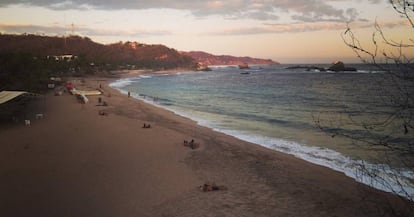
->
[315,0,413,215]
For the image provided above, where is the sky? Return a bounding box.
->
[0,0,412,63]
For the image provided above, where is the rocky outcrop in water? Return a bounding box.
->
[328,61,357,72]
[285,65,326,71]
[286,61,357,72]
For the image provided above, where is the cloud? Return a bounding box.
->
[208,22,348,35]
[368,0,382,3]
[84,29,171,37]
[206,19,410,36]
[0,23,66,35]
[0,23,172,37]
[0,0,362,22]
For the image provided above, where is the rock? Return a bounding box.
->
[196,63,212,71]
[239,63,249,69]
[328,61,357,72]
[197,65,212,71]
[285,65,326,71]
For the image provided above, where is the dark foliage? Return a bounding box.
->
[0,34,197,91]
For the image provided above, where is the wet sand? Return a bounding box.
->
[0,75,411,217]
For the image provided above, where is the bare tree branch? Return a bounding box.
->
[317,1,414,213]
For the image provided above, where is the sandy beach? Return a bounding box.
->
[0,74,412,217]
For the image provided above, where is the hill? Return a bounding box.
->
[0,34,196,91]
[0,34,280,91]
[181,51,279,66]
[0,34,195,70]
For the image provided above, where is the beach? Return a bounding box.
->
[0,74,411,217]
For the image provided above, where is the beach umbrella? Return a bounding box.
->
[66,82,74,90]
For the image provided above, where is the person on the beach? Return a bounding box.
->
[200,183,226,192]
[128,91,130,97]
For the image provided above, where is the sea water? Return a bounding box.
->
[110,65,414,199]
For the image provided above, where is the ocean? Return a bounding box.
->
[110,64,414,199]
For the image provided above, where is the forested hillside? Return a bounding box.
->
[0,34,196,91]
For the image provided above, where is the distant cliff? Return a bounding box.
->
[181,51,279,66]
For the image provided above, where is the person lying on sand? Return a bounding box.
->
[183,139,199,149]
[98,110,108,116]
[184,139,194,144]
[199,183,227,192]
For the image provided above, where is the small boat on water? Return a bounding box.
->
[240,71,250,75]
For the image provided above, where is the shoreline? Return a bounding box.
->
[111,70,414,200]
[106,72,413,210]
[0,73,412,216]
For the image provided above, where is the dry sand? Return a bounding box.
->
[0,75,412,217]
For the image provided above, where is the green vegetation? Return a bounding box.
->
[0,34,197,92]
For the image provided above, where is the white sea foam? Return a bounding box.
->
[108,78,136,88]
[110,80,167,109]
[144,103,414,199]
[213,128,414,200]
[357,70,385,74]
[209,65,238,69]
[325,70,384,74]
[139,75,152,79]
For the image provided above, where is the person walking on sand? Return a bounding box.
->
[128,91,130,97]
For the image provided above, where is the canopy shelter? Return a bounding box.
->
[0,91,42,123]
[0,91,29,105]
[70,89,102,96]
[69,89,102,104]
